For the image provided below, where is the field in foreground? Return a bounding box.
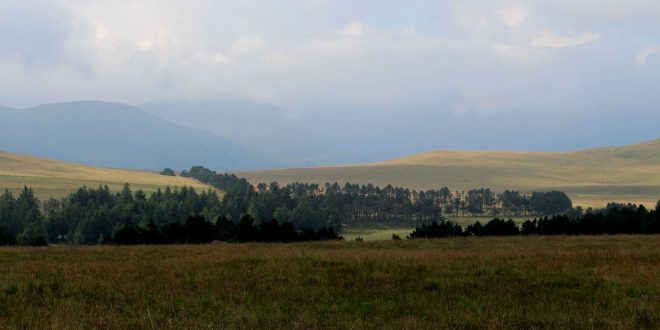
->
[0,150,215,199]
[1,236,658,329]
[240,139,660,208]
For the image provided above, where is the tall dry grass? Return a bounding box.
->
[0,236,658,329]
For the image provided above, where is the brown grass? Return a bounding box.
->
[0,150,216,199]
[0,236,658,329]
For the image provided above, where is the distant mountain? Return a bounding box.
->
[240,139,660,208]
[298,106,660,162]
[0,101,269,170]
[141,100,360,167]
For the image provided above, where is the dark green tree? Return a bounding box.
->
[159,168,176,176]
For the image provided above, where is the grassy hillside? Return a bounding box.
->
[240,139,660,208]
[0,151,215,200]
[0,236,657,328]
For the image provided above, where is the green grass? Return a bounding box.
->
[240,139,660,208]
[342,217,530,241]
[342,223,416,241]
[0,151,216,200]
[0,236,658,329]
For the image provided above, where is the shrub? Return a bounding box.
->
[159,168,176,176]
[0,226,16,246]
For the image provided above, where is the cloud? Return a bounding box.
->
[304,0,328,8]
[187,52,229,66]
[496,7,527,28]
[0,0,74,66]
[635,46,660,66]
[0,0,658,121]
[229,36,267,56]
[530,32,601,48]
[339,21,365,37]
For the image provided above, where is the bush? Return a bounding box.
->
[466,221,484,236]
[159,168,176,176]
[482,218,519,236]
[31,236,48,247]
[408,219,465,239]
[17,222,49,246]
[0,226,16,246]
[530,191,573,216]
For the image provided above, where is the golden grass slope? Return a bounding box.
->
[240,139,660,208]
[0,151,215,200]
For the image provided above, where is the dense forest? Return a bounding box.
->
[0,166,653,246]
[409,202,660,238]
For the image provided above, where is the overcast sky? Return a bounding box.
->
[1,0,659,118]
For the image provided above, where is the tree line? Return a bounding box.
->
[109,215,340,245]
[0,165,604,246]
[0,185,341,246]
[409,202,660,238]
[182,166,574,226]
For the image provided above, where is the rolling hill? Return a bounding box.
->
[0,150,215,200]
[239,139,660,207]
[0,101,270,170]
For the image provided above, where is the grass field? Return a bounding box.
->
[0,236,658,329]
[240,139,660,208]
[0,151,216,199]
[342,217,534,241]
[342,223,417,241]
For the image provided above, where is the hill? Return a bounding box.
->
[239,139,660,207]
[0,101,269,170]
[0,150,215,200]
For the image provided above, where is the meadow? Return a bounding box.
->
[341,217,531,241]
[240,139,660,208]
[0,151,215,199]
[0,236,658,329]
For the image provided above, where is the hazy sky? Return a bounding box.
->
[1,0,659,117]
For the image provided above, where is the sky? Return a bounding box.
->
[1,0,659,119]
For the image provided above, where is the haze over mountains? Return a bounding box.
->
[0,101,262,170]
[2,99,660,173]
[2,0,660,176]
[302,106,660,161]
[141,100,360,167]
[1,98,658,207]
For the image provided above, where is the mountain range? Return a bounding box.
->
[141,100,359,167]
[0,101,265,170]
[1,100,659,177]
